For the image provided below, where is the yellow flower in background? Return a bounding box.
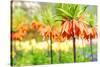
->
[12,39,87,54]
[52,42,60,52]
[21,41,32,53]
[30,39,37,49]
[36,41,48,50]
[11,51,16,58]
[15,41,22,51]
[60,42,69,52]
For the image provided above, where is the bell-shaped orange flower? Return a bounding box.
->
[61,19,72,39]
[61,19,81,40]
[89,27,97,39]
[11,32,22,40]
[79,22,89,39]
[32,21,42,30]
[73,19,81,37]
[11,24,29,40]
[38,25,51,39]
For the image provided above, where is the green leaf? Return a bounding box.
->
[57,8,73,18]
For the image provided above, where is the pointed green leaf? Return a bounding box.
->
[57,8,73,18]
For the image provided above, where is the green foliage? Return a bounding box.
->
[12,8,27,22]
[12,8,27,32]
[40,4,55,26]
[84,13,96,27]
[56,4,88,20]
[11,44,97,66]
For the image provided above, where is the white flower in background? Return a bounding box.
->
[12,39,90,53]
[23,2,41,15]
[30,39,37,50]
[12,1,41,15]
[26,2,41,16]
[20,41,32,52]
[60,42,69,52]
[52,42,60,52]
[37,41,48,50]
[24,2,41,9]
[15,40,20,45]
[15,41,22,51]
[30,39,36,46]
[12,1,22,9]
[24,40,30,45]
[76,39,84,48]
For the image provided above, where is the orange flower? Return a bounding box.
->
[32,21,42,30]
[90,27,97,39]
[73,19,80,37]
[19,24,29,33]
[39,25,51,38]
[61,19,72,39]
[79,23,89,39]
[11,32,22,40]
[12,24,29,40]
[61,19,81,39]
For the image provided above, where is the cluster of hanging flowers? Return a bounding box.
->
[11,17,97,42]
[11,24,29,40]
[61,17,97,41]
[61,18,81,39]
[31,20,66,42]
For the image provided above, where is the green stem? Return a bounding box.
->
[90,37,93,61]
[73,37,76,62]
[58,43,61,63]
[72,20,76,63]
[50,36,53,64]
[46,40,50,57]
[59,49,62,63]
[82,39,85,61]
